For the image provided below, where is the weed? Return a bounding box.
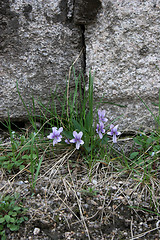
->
[0,193,28,240]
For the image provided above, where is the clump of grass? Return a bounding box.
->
[1,65,160,222]
[0,119,47,191]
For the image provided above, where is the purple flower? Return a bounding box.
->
[70,131,84,149]
[107,124,121,143]
[98,109,108,123]
[96,122,105,139]
[65,139,71,144]
[47,127,63,146]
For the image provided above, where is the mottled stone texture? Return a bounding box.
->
[0,0,83,120]
[85,0,160,130]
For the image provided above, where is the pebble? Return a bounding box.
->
[16,181,24,185]
[33,227,40,235]
[111,186,117,190]
[90,200,98,206]
[84,204,89,209]
[92,179,97,185]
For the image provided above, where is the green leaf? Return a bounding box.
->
[130,152,139,159]
[133,138,143,145]
[13,206,21,211]
[10,217,15,223]
[32,154,37,159]
[7,152,13,157]
[8,211,16,216]
[7,224,19,231]
[72,119,82,131]
[0,231,6,240]
[22,155,30,160]
[2,161,10,165]
[24,216,28,221]
[84,111,91,133]
[0,217,5,223]
[0,225,3,230]
[153,145,160,151]
[0,156,7,161]
[84,145,91,153]
[19,165,25,170]
[4,215,10,222]
[146,137,153,145]
[63,131,73,139]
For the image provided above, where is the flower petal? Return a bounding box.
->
[73,131,78,138]
[58,127,63,134]
[110,124,114,130]
[98,109,102,117]
[116,131,121,136]
[47,133,54,139]
[113,125,118,132]
[113,134,117,143]
[102,128,105,134]
[53,138,58,146]
[52,127,57,133]
[103,117,108,123]
[107,132,112,136]
[65,139,70,144]
[70,139,76,143]
[101,109,106,117]
[99,132,103,139]
[56,135,62,142]
[78,131,83,138]
[80,140,84,145]
[76,142,80,149]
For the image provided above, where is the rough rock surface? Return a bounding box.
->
[85,0,160,130]
[0,0,83,120]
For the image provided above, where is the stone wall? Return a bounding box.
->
[0,0,160,131]
[0,0,83,121]
[85,0,160,130]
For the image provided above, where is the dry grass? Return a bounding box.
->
[1,139,160,239]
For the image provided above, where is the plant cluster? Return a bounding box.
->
[47,109,121,150]
[0,193,28,240]
[0,130,44,191]
[1,67,160,236]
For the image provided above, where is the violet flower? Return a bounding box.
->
[107,124,121,143]
[65,139,71,144]
[47,127,63,146]
[98,109,108,123]
[70,131,84,149]
[96,122,105,139]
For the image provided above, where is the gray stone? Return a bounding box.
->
[1,0,160,132]
[85,0,160,130]
[0,0,83,121]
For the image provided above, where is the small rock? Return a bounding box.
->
[17,181,24,185]
[111,186,117,190]
[84,204,89,209]
[33,227,40,235]
[97,206,103,210]
[90,200,98,206]
[92,179,97,185]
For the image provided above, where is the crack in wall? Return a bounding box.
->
[72,0,102,76]
[80,24,86,76]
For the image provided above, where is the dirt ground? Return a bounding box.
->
[1,143,160,240]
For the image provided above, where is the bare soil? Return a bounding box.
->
[1,143,160,240]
